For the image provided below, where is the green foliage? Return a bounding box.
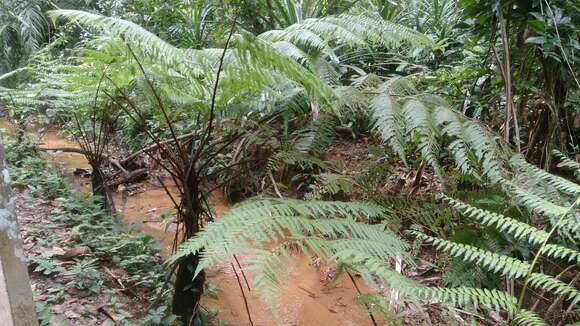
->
[370,84,511,179]
[0,0,51,77]
[553,150,580,176]
[414,188,580,324]
[169,197,408,310]
[5,141,176,324]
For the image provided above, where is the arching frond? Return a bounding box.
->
[413,231,580,301]
[440,195,549,246]
[402,99,442,174]
[169,197,406,309]
[412,231,530,278]
[511,155,580,196]
[371,94,407,164]
[553,150,580,176]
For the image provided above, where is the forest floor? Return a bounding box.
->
[16,188,160,326]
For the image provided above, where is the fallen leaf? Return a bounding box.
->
[58,246,92,260]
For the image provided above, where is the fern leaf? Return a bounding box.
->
[412,231,530,278]
[370,94,407,164]
[440,195,548,245]
[511,155,580,196]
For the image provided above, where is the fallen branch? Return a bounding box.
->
[120,132,195,165]
[106,168,148,188]
[39,147,89,155]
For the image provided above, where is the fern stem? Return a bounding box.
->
[517,197,579,310]
[231,262,254,326]
[346,271,378,326]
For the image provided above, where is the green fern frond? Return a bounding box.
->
[371,94,407,164]
[463,121,506,178]
[169,197,408,310]
[259,28,328,54]
[553,150,580,175]
[440,195,580,264]
[306,173,358,199]
[170,197,391,266]
[402,99,442,174]
[511,155,580,196]
[266,148,329,172]
[527,273,580,301]
[421,287,518,313]
[49,10,192,68]
[269,40,311,65]
[540,244,580,264]
[435,108,480,178]
[513,309,550,326]
[335,250,423,294]
[440,195,548,245]
[414,227,580,301]
[412,231,530,278]
[499,179,569,220]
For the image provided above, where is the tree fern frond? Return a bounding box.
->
[306,173,358,200]
[377,75,418,96]
[169,197,408,310]
[511,155,580,196]
[540,244,580,264]
[421,287,518,314]
[463,121,506,178]
[436,108,480,178]
[49,10,193,69]
[170,197,390,266]
[412,231,530,278]
[371,94,407,164]
[266,148,329,172]
[259,28,328,54]
[440,195,548,245]
[269,40,311,65]
[499,179,569,220]
[336,250,423,293]
[414,231,580,300]
[553,150,580,175]
[402,99,442,174]
[513,309,550,326]
[527,273,580,301]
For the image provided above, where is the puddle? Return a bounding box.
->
[2,119,383,325]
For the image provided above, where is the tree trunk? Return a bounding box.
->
[172,187,205,324]
[172,252,206,324]
[91,165,112,211]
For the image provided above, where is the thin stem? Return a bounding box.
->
[234,254,251,292]
[230,262,254,326]
[189,13,238,179]
[125,43,187,164]
[347,271,378,326]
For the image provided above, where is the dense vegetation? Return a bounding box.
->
[1,0,578,325]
